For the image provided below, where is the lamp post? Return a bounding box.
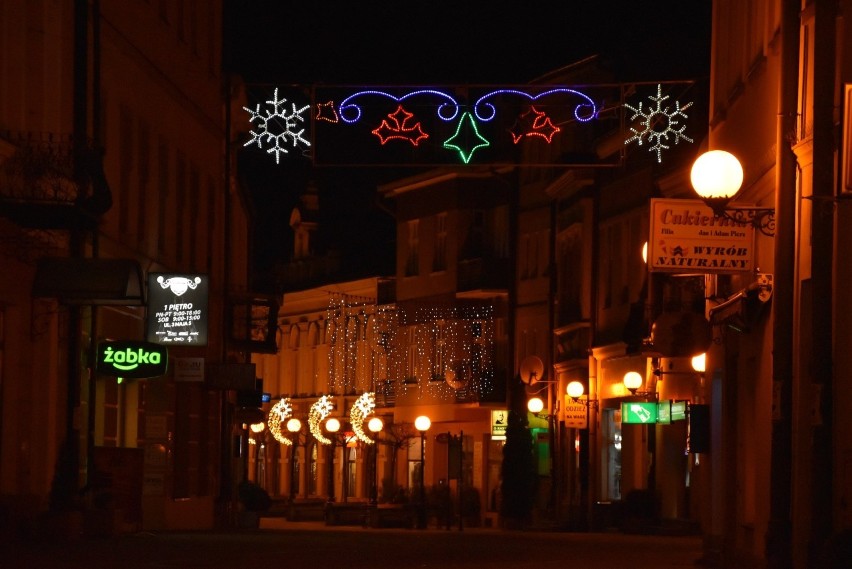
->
[286,417,302,503]
[367,416,384,505]
[325,417,340,503]
[566,380,599,531]
[622,370,658,491]
[414,415,431,529]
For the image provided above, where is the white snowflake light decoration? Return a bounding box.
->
[624,84,693,163]
[243,88,311,164]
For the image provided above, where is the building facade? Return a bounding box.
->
[0,1,253,535]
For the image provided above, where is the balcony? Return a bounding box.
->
[0,132,106,232]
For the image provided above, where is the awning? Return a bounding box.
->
[32,257,144,305]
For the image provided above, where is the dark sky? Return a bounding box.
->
[224,1,713,290]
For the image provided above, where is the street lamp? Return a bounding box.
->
[690,150,776,236]
[325,417,340,503]
[286,417,302,502]
[565,379,598,531]
[566,381,600,409]
[367,416,384,505]
[414,415,431,529]
[623,371,650,396]
[527,396,545,414]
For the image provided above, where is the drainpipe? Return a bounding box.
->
[808,0,836,561]
[765,0,799,567]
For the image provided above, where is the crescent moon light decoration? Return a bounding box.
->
[267,398,293,446]
[350,392,377,444]
[309,395,335,445]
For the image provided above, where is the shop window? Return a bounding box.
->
[601,408,622,501]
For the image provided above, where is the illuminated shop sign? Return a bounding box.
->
[648,198,756,274]
[146,273,209,345]
[491,409,508,440]
[96,341,168,378]
[621,402,658,424]
[671,401,688,421]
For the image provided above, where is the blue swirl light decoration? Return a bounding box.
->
[338,89,461,124]
[473,88,599,123]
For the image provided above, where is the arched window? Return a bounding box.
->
[288,324,300,350]
[309,442,318,495]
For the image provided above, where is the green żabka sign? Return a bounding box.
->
[96,341,168,378]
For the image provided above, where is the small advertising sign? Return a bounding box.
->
[146,273,209,345]
[657,400,672,425]
[671,400,688,421]
[174,357,204,382]
[564,395,589,429]
[96,340,168,378]
[621,402,658,424]
[491,410,508,440]
[649,198,755,274]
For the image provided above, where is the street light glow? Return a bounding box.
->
[690,150,743,201]
[325,417,340,433]
[414,415,431,432]
[527,397,545,414]
[567,380,585,400]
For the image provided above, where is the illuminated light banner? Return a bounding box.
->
[96,340,168,379]
[146,273,209,345]
[316,85,605,166]
[648,198,756,274]
[241,82,700,166]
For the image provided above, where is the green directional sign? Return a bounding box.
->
[657,401,672,425]
[621,402,658,424]
[671,401,687,421]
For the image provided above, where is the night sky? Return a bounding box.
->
[224,1,713,290]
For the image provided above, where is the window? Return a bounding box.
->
[602,409,622,501]
[309,442,318,495]
[345,444,358,500]
[493,206,509,258]
[405,220,419,276]
[157,137,170,256]
[189,164,200,269]
[137,120,150,244]
[433,212,447,272]
[175,151,187,264]
[408,436,424,490]
[119,105,134,237]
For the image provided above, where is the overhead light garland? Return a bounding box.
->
[244,83,696,165]
[510,106,561,144]
[243,88,311,163]
[624,83,693,163]
[371,105,429,146]
[442,112,490,164]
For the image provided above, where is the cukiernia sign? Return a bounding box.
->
[96,341,168,378]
